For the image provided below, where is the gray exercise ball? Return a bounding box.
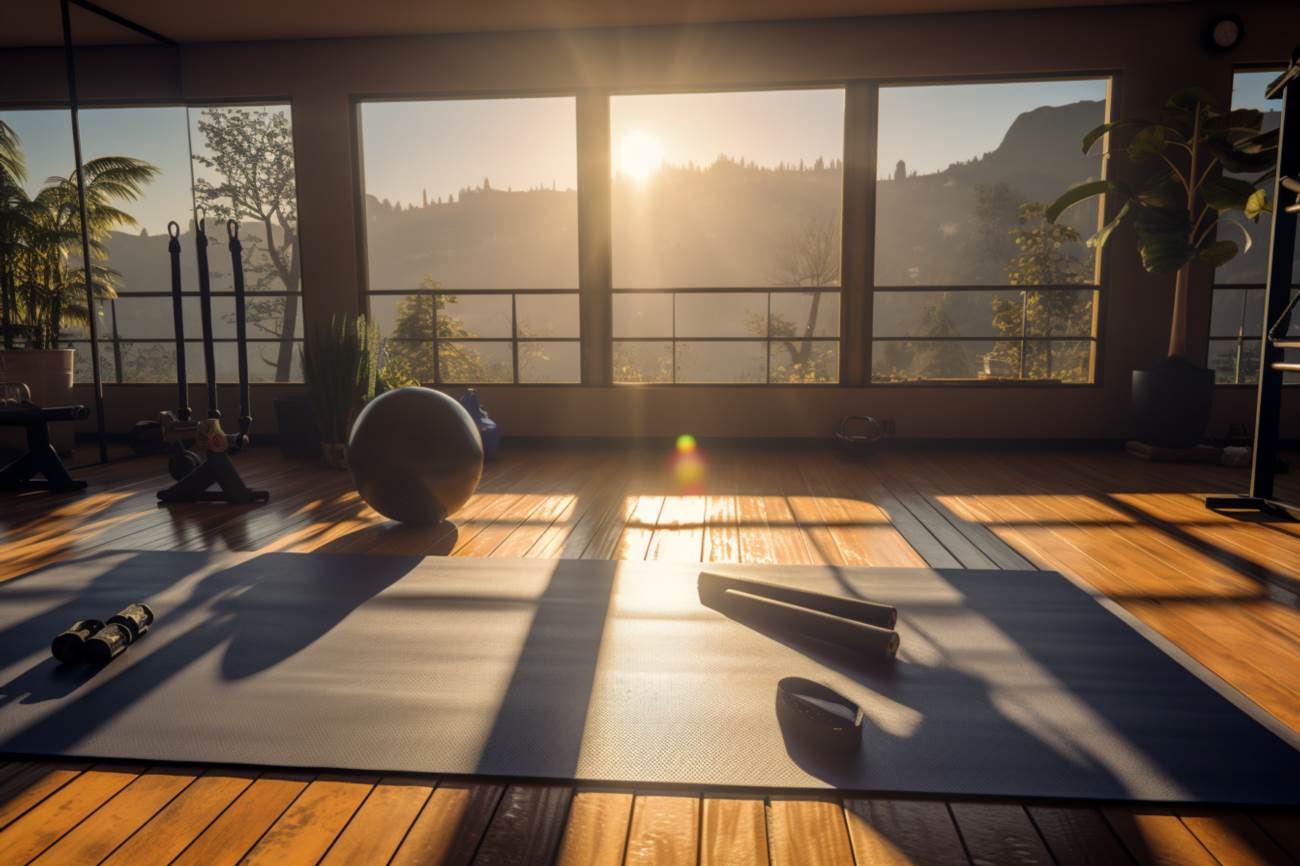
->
[348,387,484,525]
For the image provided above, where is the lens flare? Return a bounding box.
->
[672,433,707,491]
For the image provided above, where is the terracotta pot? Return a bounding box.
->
[0,349,77,455]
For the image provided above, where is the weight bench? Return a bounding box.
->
[0,383,88,493]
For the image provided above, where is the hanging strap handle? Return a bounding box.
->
[228,220,252,441]
[166,221,190,422]
[193,210,220,419]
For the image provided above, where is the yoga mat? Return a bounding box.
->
[2,550,1298,803]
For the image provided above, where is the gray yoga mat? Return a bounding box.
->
[2,550,1299,803]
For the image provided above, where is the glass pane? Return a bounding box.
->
[439,341,513,383]
[875,79,1108,286]
[360,97,578,291]
[1210,289,1249,338]
[1209,339,1245,384]
[613,294,673,338]
[873,290,1023,339]
[437,294,512,339]
[1024,289,1095,337]
[872,340,995,381]
[675,293,767,338]
[1214,71,1300,285]
[675,341,766,383]
[380,339,436,384]
[613,341,673,383]
[770,292,840,338]
[519,341,580,383]
[370,294,434,340]
[769,340,838,383]
[1041,340,1093,382]
[516,294,579,338]
[182,340,302,383]
[190,105,301,297]
[611,89,844,288]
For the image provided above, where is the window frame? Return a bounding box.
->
[864,73,1116,387]
[1209,65,1298,388]
[606,83,850,386]
[351,89,585,387]
[0,97,307,386]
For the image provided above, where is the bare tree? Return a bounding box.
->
[192,107,300,381]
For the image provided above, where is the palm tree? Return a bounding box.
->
[0,120,27,348]
[0,138,157,349]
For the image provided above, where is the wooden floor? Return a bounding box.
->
[2,442,1300,865]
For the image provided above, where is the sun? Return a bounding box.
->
[616,130,664,182]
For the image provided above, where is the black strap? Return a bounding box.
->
[227,221,252,439]
[166,221,190,421]
[193,213,219,419]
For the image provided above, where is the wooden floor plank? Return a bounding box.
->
[28,765,200,866]
[1253,811,1300,858]
[170,772,313,866]
[554,790,634,866]
[948,802,1053,866]
[389,782,504,866]
[0,763,88,833]
[471,784,572,866]
[4,445,1300,865]
[318,777,435,866]
[1180,812,1296,866]
[1026,805,1135,866]
[0,763,144,866]
[843,798,970,866]
[766,797,855,866]
[624,793,701,866]
[1102,808,1221,866]
[100,768,258,866]
[701,796,770,866]
[240,774,377,866]
[1254,814,1300,863]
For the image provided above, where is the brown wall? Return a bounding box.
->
[4,0,1299,440]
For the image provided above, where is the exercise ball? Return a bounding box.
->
[348,387,484,525]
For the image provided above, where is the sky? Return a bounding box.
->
[18,74,1273,228]
[0,105,292,236]
[876,78,1108,177]
[1231,70,1282,111]
[360,97,579,205]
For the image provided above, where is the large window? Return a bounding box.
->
[1210,70,1299,385]
[0,103,303,384]
[358,97,579,385]
[871,79,1109,382]
[610,89,844,384]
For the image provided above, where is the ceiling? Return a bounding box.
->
[4,0,1183,47]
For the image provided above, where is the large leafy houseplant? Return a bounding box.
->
[302,314,379,468]
[1047,88,1277,358]
[1046,88,1278,447]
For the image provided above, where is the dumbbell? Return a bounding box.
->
[52,603,155,664]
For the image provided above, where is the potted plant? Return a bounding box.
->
[1,120,155,451]
[1047,88,1278,448]
[302,313,379,468]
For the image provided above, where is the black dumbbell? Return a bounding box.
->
[51,619,105,663]
[107,603,155,641]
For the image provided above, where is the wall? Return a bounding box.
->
[3,0,1298,440]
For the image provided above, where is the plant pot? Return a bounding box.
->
[321,441,349,469]
[0,348,77,455]
[1131,356,1215,449]
[272,395,322,461]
